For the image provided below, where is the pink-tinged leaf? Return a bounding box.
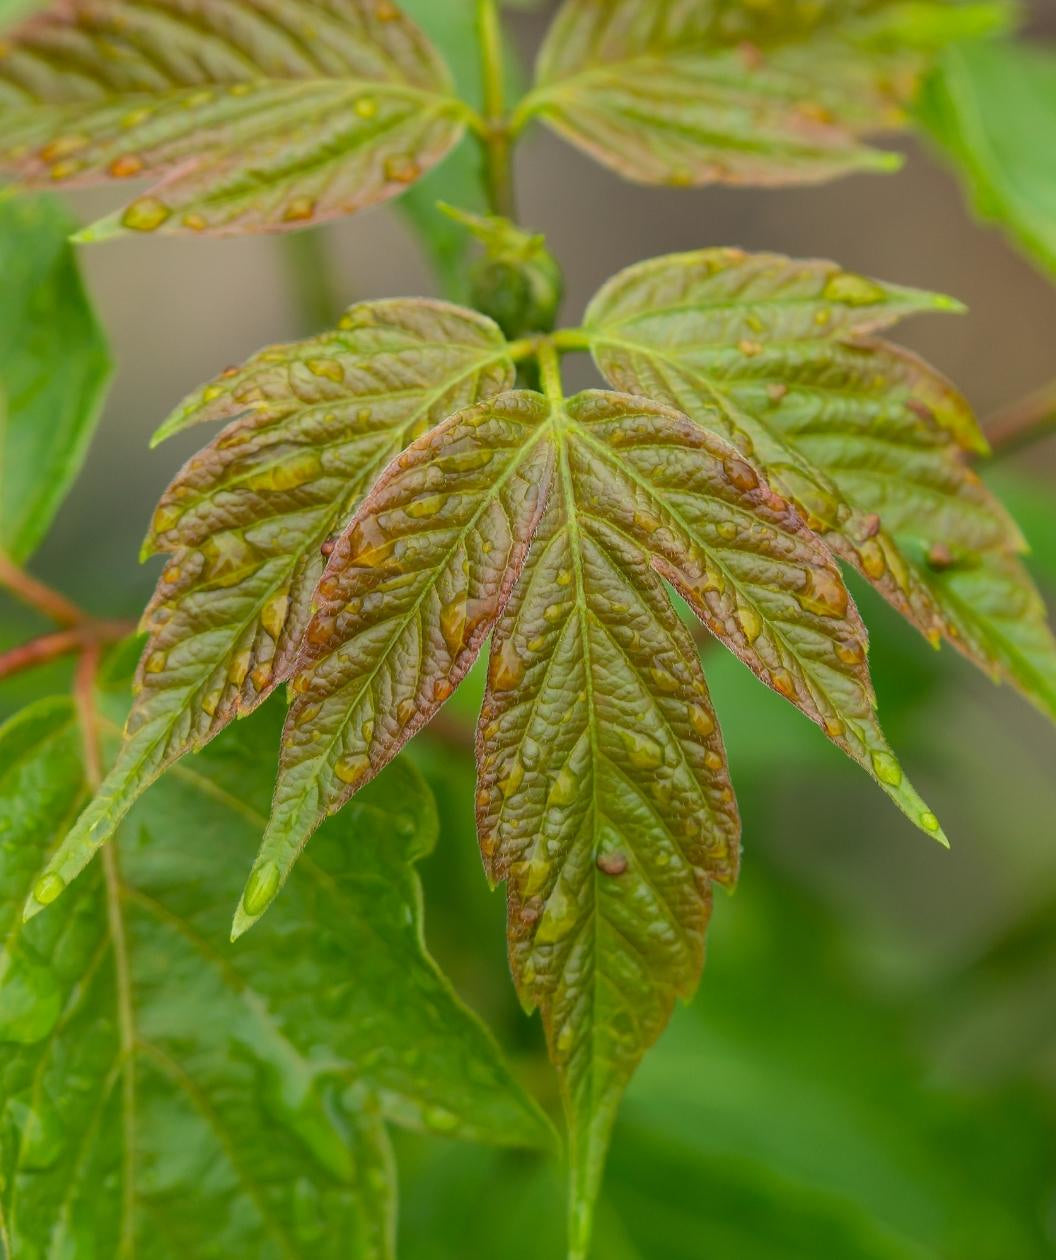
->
[477,469,739,1260]
[585,248,1056,720]
[233,389,556,937]
[27,299,512,920]
[517,0,1007,188]
[0,0,468,237]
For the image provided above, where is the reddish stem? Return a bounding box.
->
[0,621,133,682]
[74,644,104,789]
[0,551,88,626]
[986,381,1056,458]
[0,551,133,683]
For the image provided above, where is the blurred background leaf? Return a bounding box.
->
[920,40,1056,278]
[0,669,550,1258]
[0,195,111,563]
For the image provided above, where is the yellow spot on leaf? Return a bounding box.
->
[122,197,171,232]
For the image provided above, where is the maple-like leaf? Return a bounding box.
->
[515,0,1007,187]
[0,677,551,1257]
[0,0,469,238]
[241,378,942,1253]
[584,248,1056,722]
[25,299,513,920]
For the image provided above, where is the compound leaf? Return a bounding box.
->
[27,299,513,920]
[0,0,468,239]
[584,248,1056,723]
[517,0,1006,188]
[236,389,556,936]
[920,40,1056,279]
[0,194,110,562]
[0,686,551,1257]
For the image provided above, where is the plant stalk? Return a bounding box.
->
[536,338,563,403]
[986,380,1056,458]
[0,551,88,626]
[476,0,515,219]
[280,229,343,334]
[0,553,133,680]
[0,624,126,682]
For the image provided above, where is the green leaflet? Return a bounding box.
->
[0,685,551,1257]
[27,299,513,921]
[235,389,556,936]
[0,195,111,563]
[919,40,1056,279]
[476,404,740,1260]
[515,0,1008,188]
[0,0,469,239]
[584,248,1056,723]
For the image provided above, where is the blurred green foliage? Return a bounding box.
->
[0,196,111,562]
[922,40,1056,277]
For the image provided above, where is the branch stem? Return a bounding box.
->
[476,0,515,219]
[280,229,343,334]
[0,551,89,626]
[536,339,563,403]
[0,620,133,682]
[986,381,1056,458]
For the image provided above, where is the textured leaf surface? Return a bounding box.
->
[476,401,739,1259]
[28,300,513,919]
[585,248,1056,721]
[0,0,467,238]
[518,0,1005,187]
[0,194,110,562]
[237,389,555,935]
[920,40,1056,278]
[474,386,941,1255]
[0,686,550,1257]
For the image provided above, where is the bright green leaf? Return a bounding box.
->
[919,40,1056,279]
[27,299,514,920]
[0,0,469,239]
[237,389,556,936]
[584,248,1056,723]
[0,687,551,1257]
[0,194,110,562]
[516,0,1008,188]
